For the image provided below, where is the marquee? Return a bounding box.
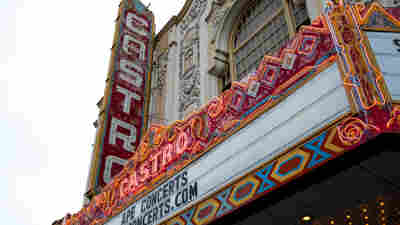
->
[61,1,400,225]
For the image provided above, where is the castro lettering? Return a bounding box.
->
[100,8,152,186]
[109,118,137,152]
[117,115,208,199]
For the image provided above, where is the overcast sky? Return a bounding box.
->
[0,1,185,224]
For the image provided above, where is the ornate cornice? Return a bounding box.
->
[179,0,208,32]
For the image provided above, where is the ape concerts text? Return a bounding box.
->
[121,171,198,225]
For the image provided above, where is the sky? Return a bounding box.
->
[0,1,185,224]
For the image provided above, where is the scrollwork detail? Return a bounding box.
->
[180,0,208,32]
[337,117,380,146]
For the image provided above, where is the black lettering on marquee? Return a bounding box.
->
[168,180,175,196]
[122,205,136,225]
[164,198,171,215]
[181,171,188,186]
[175,174,181,190]
[394,39,400,52]
[162,182,169,199]
[121,170,196,225]
[189,182,198,201]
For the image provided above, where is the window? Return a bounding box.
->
[229,0,310,82]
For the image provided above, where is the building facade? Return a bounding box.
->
[55,0,400,225]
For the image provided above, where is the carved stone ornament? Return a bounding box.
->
[152,51,168,91]
[180,0,208,32]
[178,70,201,117]
[207,0,234,29]
[179,25,201,118]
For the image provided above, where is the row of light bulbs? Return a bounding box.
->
[299,199,400,225]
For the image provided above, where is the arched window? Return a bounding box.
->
[229,0,310,82]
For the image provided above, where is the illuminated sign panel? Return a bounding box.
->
[366,31,400,100]
[95,6,154,187]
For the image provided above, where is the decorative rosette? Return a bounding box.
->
[337,117,379,146]
[207,96,225,119]
[386,106,400,129]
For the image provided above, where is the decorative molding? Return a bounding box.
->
[179,25,201,119]
[324,0,390,114]
[206,0,232,30]
[152,50,168,91]
[357,1,400,31]
[207,0,238,77]
[148,49,169,126]
[179,0,208,33]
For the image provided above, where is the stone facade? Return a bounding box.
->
[148,0,323,122]
[179,25,201,118]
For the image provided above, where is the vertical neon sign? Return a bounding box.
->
[89,0,154,191]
